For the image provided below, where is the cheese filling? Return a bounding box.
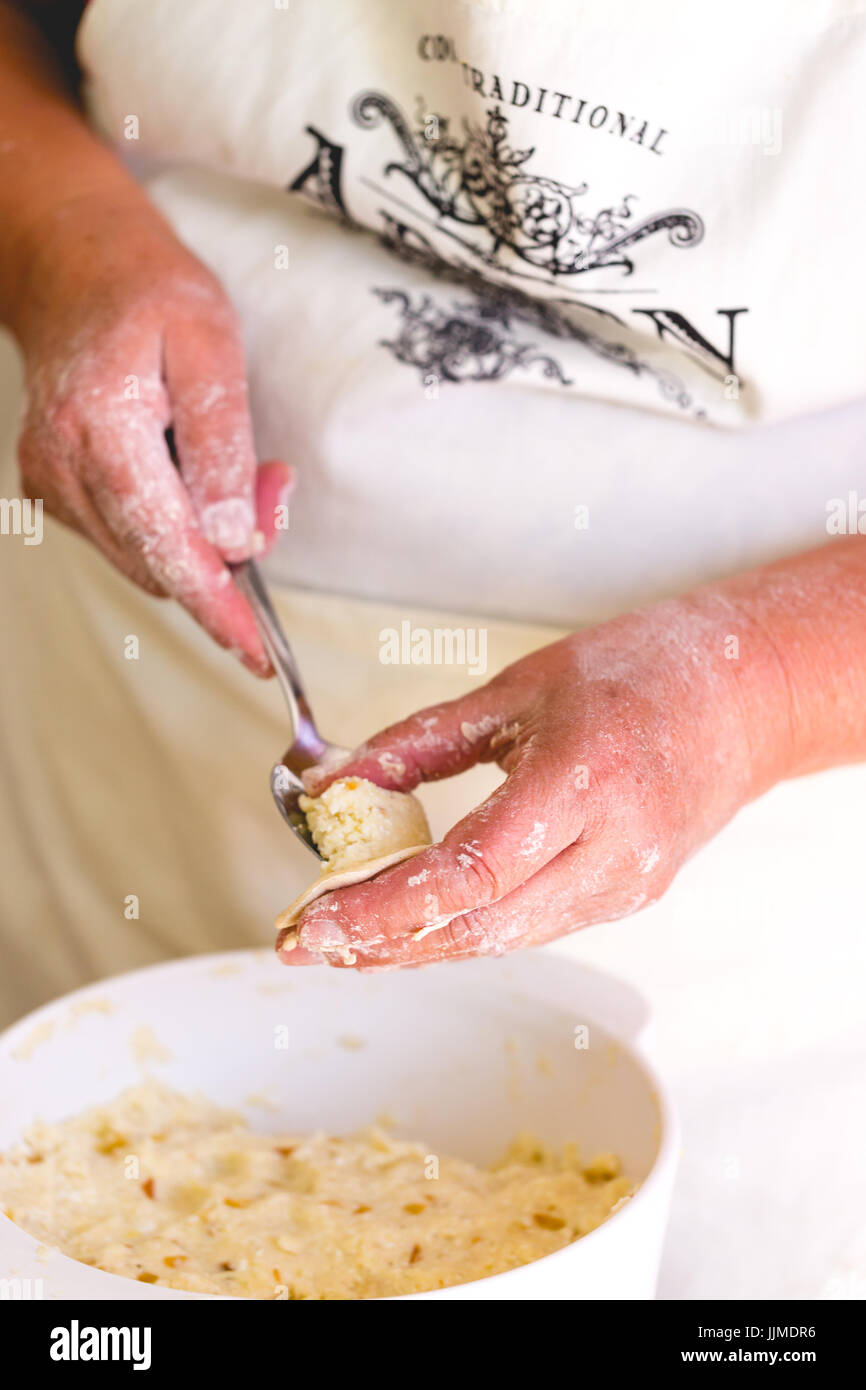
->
[0,1084,632,1300]
[300,777,431,875]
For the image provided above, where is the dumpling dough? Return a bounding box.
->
[275,777,431,949]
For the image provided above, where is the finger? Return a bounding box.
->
[296,839,646,970]
[294,756,585,957]
[255,460,294,556]
[76,486,170,596]
[84,405,270,673]
[275,940,324,967]
[163,314,259,562]
[23,467,167,596]
[302,684,523,796]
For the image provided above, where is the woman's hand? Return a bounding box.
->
[278,595,793,968]
[14,190,290,673]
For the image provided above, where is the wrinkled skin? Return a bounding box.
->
[278,596,789,969]
[14,194,291,673]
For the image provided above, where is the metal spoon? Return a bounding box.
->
[232,560,343,861]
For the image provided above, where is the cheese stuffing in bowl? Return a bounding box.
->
[0,1084,632,1299]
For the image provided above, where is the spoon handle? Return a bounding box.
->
[231,560,328,768]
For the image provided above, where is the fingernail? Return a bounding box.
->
[200,497,255,552]
[298,915,350,953]
[300,764,328,792]
[301,746,354,791]
[240,648,272,677]
[278,944,323,966]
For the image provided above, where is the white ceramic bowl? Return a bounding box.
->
[0,949,677,1300]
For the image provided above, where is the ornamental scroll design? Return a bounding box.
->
[353,93,704,279]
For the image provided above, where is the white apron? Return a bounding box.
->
[72,0,866,621]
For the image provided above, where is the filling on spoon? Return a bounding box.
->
[300,776,430,874]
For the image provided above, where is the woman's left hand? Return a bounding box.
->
[278,595,790,969]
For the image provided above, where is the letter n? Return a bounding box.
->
[631,307,748,377]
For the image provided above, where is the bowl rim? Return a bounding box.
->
[0,948,679,1302]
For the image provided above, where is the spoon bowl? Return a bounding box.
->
[232,560,347,863]
[269,762,320,858]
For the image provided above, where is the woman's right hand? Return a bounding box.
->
[13,188,290,673]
